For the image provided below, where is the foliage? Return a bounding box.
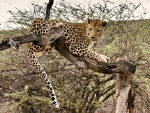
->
[8,0,147,27]
[0,0,150,113]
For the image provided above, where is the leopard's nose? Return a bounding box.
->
[91,37,95,39]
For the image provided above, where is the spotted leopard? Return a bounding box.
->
[28,18,109,110]
[29,18,109,62]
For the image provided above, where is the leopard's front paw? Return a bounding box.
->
[99,54,110,63]
[55,22,63,28]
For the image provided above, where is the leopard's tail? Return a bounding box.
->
[28,48,59,110]
[45,0,54,20]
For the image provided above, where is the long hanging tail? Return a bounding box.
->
[45,0,54,20]
[29,0,59,110]
[28,48,59,110]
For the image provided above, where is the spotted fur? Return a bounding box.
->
[28,49,59,110]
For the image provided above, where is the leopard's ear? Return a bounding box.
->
[87,18,92,24]
[102,21,107,27]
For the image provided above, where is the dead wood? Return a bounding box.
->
[0,27,64,50]
[53,35,136,74]
[112,59,136,113]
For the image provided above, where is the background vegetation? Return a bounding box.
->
[0,0,150,112]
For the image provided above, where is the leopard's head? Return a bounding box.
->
[86,18,107,42]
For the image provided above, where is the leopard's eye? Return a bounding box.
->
[89,27,92,31]
[97,29,101,32]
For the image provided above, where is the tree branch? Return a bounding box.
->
[0,27,64,50]
[53,35,136,74]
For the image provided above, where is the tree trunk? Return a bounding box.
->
[115,61,135,113]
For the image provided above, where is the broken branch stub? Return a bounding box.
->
[114,60,136,113]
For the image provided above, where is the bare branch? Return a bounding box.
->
[53,35,136,74]
[0,27,64,50]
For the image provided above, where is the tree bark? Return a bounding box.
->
[115,60,135,113]
[115,74,131,113]
[0,27,64,50]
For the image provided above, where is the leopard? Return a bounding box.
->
[28,18,109,110]
[29,18,109,61]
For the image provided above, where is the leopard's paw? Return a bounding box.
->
[99,54,110,63]
[55,22,63,28]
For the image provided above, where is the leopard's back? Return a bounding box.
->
[48,20,90,51]
[29,18,50,35]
